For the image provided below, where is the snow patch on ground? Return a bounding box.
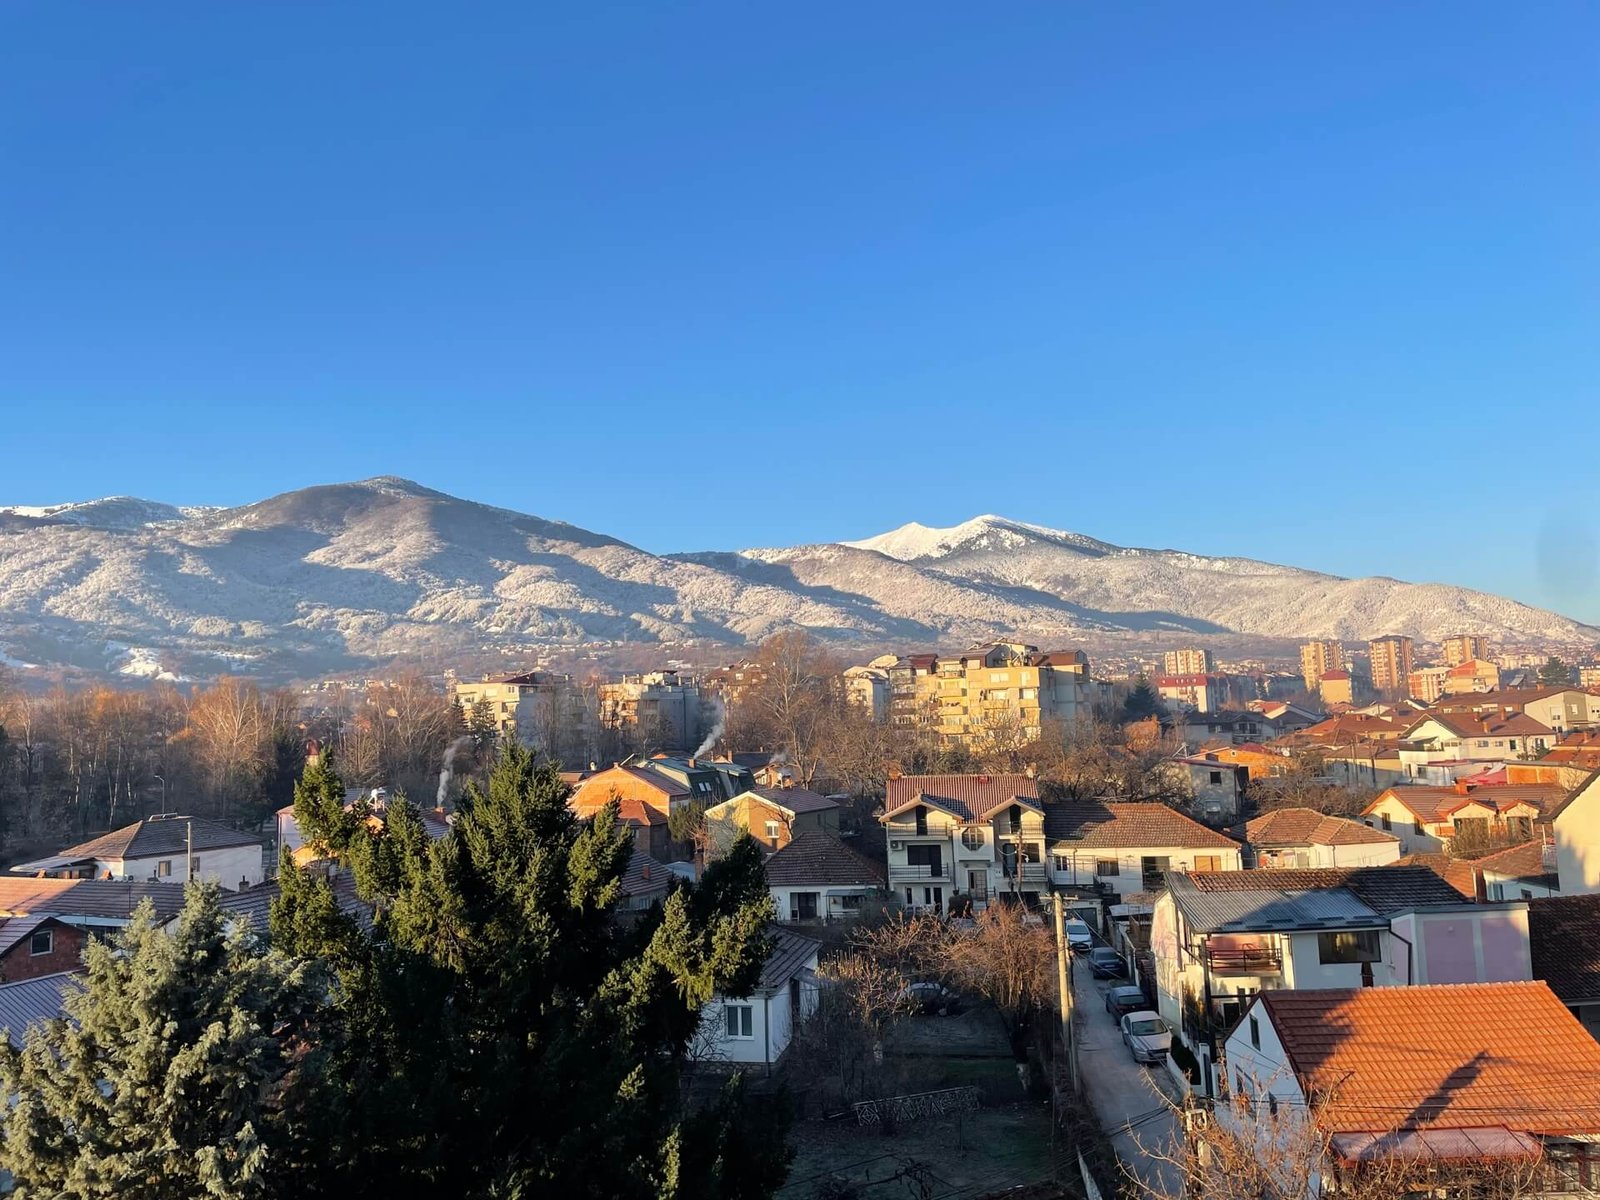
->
[108,644,191,682]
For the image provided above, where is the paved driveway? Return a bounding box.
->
[1073,968,1183,1198]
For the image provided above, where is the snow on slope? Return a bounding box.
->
[0,483,1592,679]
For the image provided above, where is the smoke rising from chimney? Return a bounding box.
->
[436,735,474,808]
[693,697,726,759]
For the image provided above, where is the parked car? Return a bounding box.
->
[1119,1011,1172,1065]
[1087,947,1126,978]
[1062,918,1093,953]
[899,981,963,1015]
[1104,985,1147,1019]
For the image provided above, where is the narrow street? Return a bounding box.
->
[1073,967,1184,1199]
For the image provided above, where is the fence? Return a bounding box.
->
[852,1085,982,1127]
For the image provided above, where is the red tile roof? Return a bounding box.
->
[763,831,886,888]
[1042,802,1239,850]
[1246,807,1399,848]
[1394,853,1481,900]
[883,774,1042,822]
[1366,784,1565,825]
[1471,840,1554,885]
[1257,983,1600,1135]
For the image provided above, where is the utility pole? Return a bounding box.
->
[1052,897,1078,1096]
[186,819,193,884]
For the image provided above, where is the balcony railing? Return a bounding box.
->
[1204,943,1283,975]
[889,863,947,883]
[1002,863,1049,885]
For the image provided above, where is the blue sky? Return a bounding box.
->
[3,2,1597,619]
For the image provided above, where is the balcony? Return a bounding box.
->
[1203,942,1283,976]
[889,863,948,884]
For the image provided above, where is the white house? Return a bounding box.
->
[1396,711,1553,777]
[10,815,265,891]
[1154,866,1531,1095]
[1043,801,1242,899]
[695,927,820,1071]
[1473,839,1560,901]
[1244,808,1400,868]
[763,830,885,923]
[881,774,1051,913]
[1221,983,1600,1194]
[1550,770,1600,895]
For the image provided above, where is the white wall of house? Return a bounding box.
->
[113,844,263,890]
[694,971,819,1068]
[769,883,876,923]
[1557,775,1600,896]
[1050,844,1241,899]
[883,805,1049,911]
[1256,840,1399,869]
[1482,872,1558,902]
[1388,906,1531,985]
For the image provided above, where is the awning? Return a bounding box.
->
[1330,1127,1541,1166]
[7,855,95,874]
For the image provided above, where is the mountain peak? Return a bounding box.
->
[842,514,1115,562]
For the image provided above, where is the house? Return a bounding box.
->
[0,878,189,932]
[1247,700,1323,734]
[1433,687,1600,734]
[634,755,755,805]
[1474,840,1560,902]
[569,764,693,858]
[1396,710,1553,776]
[1244,808,1400,868]
[1199,743,1290,782]
[277,791,451,867]
[1043,801,1242,899]
[705,786,840,856]
[1443,657,1502,695]
[9,815,265,891]
[881,774,1049,913]
[1222,983,1600,1187]
[1360,781,1562,854]
[1317,742,1408,789]
[1181,709,1279,748]
[1395,852,1482,900]
[0,971,81,1048]
[1153,866,1529,1092]
[1548,770,1600,895]
[764,830,886,922]
[1539,730,1600,770]
[217,870,376,941]
[1316,669,1353,708]
[1528,893,1600,1038]
[0,915,84,981]
[842,663,892,720]
[1157,673,1226,714]
[1165,755,1249,822]
[695,926,820,1071]
[618,851,672,913]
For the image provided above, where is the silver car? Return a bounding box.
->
[1119,1011,1172,1065]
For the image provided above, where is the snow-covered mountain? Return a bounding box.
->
[0,482,1591,679]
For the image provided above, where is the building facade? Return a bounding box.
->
[1443,634,1490,667]
[1367,635,1414,693]
[1163,647,1216,676]
[1299,640,1344,692]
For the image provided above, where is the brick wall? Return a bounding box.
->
[0,920,85,982]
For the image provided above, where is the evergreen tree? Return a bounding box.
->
[467,696,498,748]
[1538,656,1572,687]
[1122,675,1161,723]
[0,885,325,1199]
[273,741,785,1198]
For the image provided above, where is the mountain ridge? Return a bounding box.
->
[0,478,1591,680]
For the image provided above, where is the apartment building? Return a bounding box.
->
[453,671,573,737]
[1299,640,1344,692]
[1156,673,1224,713]
[1408,665,1450,703]
[1367,635,1414,693]
[1443,657,1501,695]
[885,654,939,730]
[1443,634,1490,667]
[917,642,1098,747]
[1162,647,1215,676]
[1316,668,1353,707]
[597,671,703,748]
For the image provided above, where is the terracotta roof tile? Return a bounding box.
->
[1043,802,1239,850]
[1258,983,1600,1134]
[883,774,1042,822]
[763,831,886,888]
[1471,840,1554,885]
[1529,894,1600,1006]
[1394,853,1480,900]
[1246,808,1399,848]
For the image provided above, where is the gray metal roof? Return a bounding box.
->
[0,972,80,1047]
[1167,873,1384,933]
[754,926,821,994]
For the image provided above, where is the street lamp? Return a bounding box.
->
[152,774,167,815]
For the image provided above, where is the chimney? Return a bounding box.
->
[641,862,651,881]
[1454,778,1471,796]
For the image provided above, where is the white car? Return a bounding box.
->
[1062,918,1093,953]
[1119,1011,1172,1065]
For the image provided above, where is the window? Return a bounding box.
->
[1052,854,1070,873]
[1209,771,1223,785]
[961,827,986,851]
[1193,856,1221,873]
[1141,856,1171,887]
[1521,888,1534,901]
[28,929,52,956]
[764,820,781,845]
[914,806,928,837]
[838,893,862,912]
[1413,819,1423,835]
[1021,842,1042,864]
[1268,1094,1279,1117]
[1317,930,1382,964]
[1095,859,1120,877]
[157,860,172,877]
[791,892,818,921]
[1249,1016,1260,1048]
[1380,814,1392,831]
[906,844,942,874]
[723,1004,753,1039]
